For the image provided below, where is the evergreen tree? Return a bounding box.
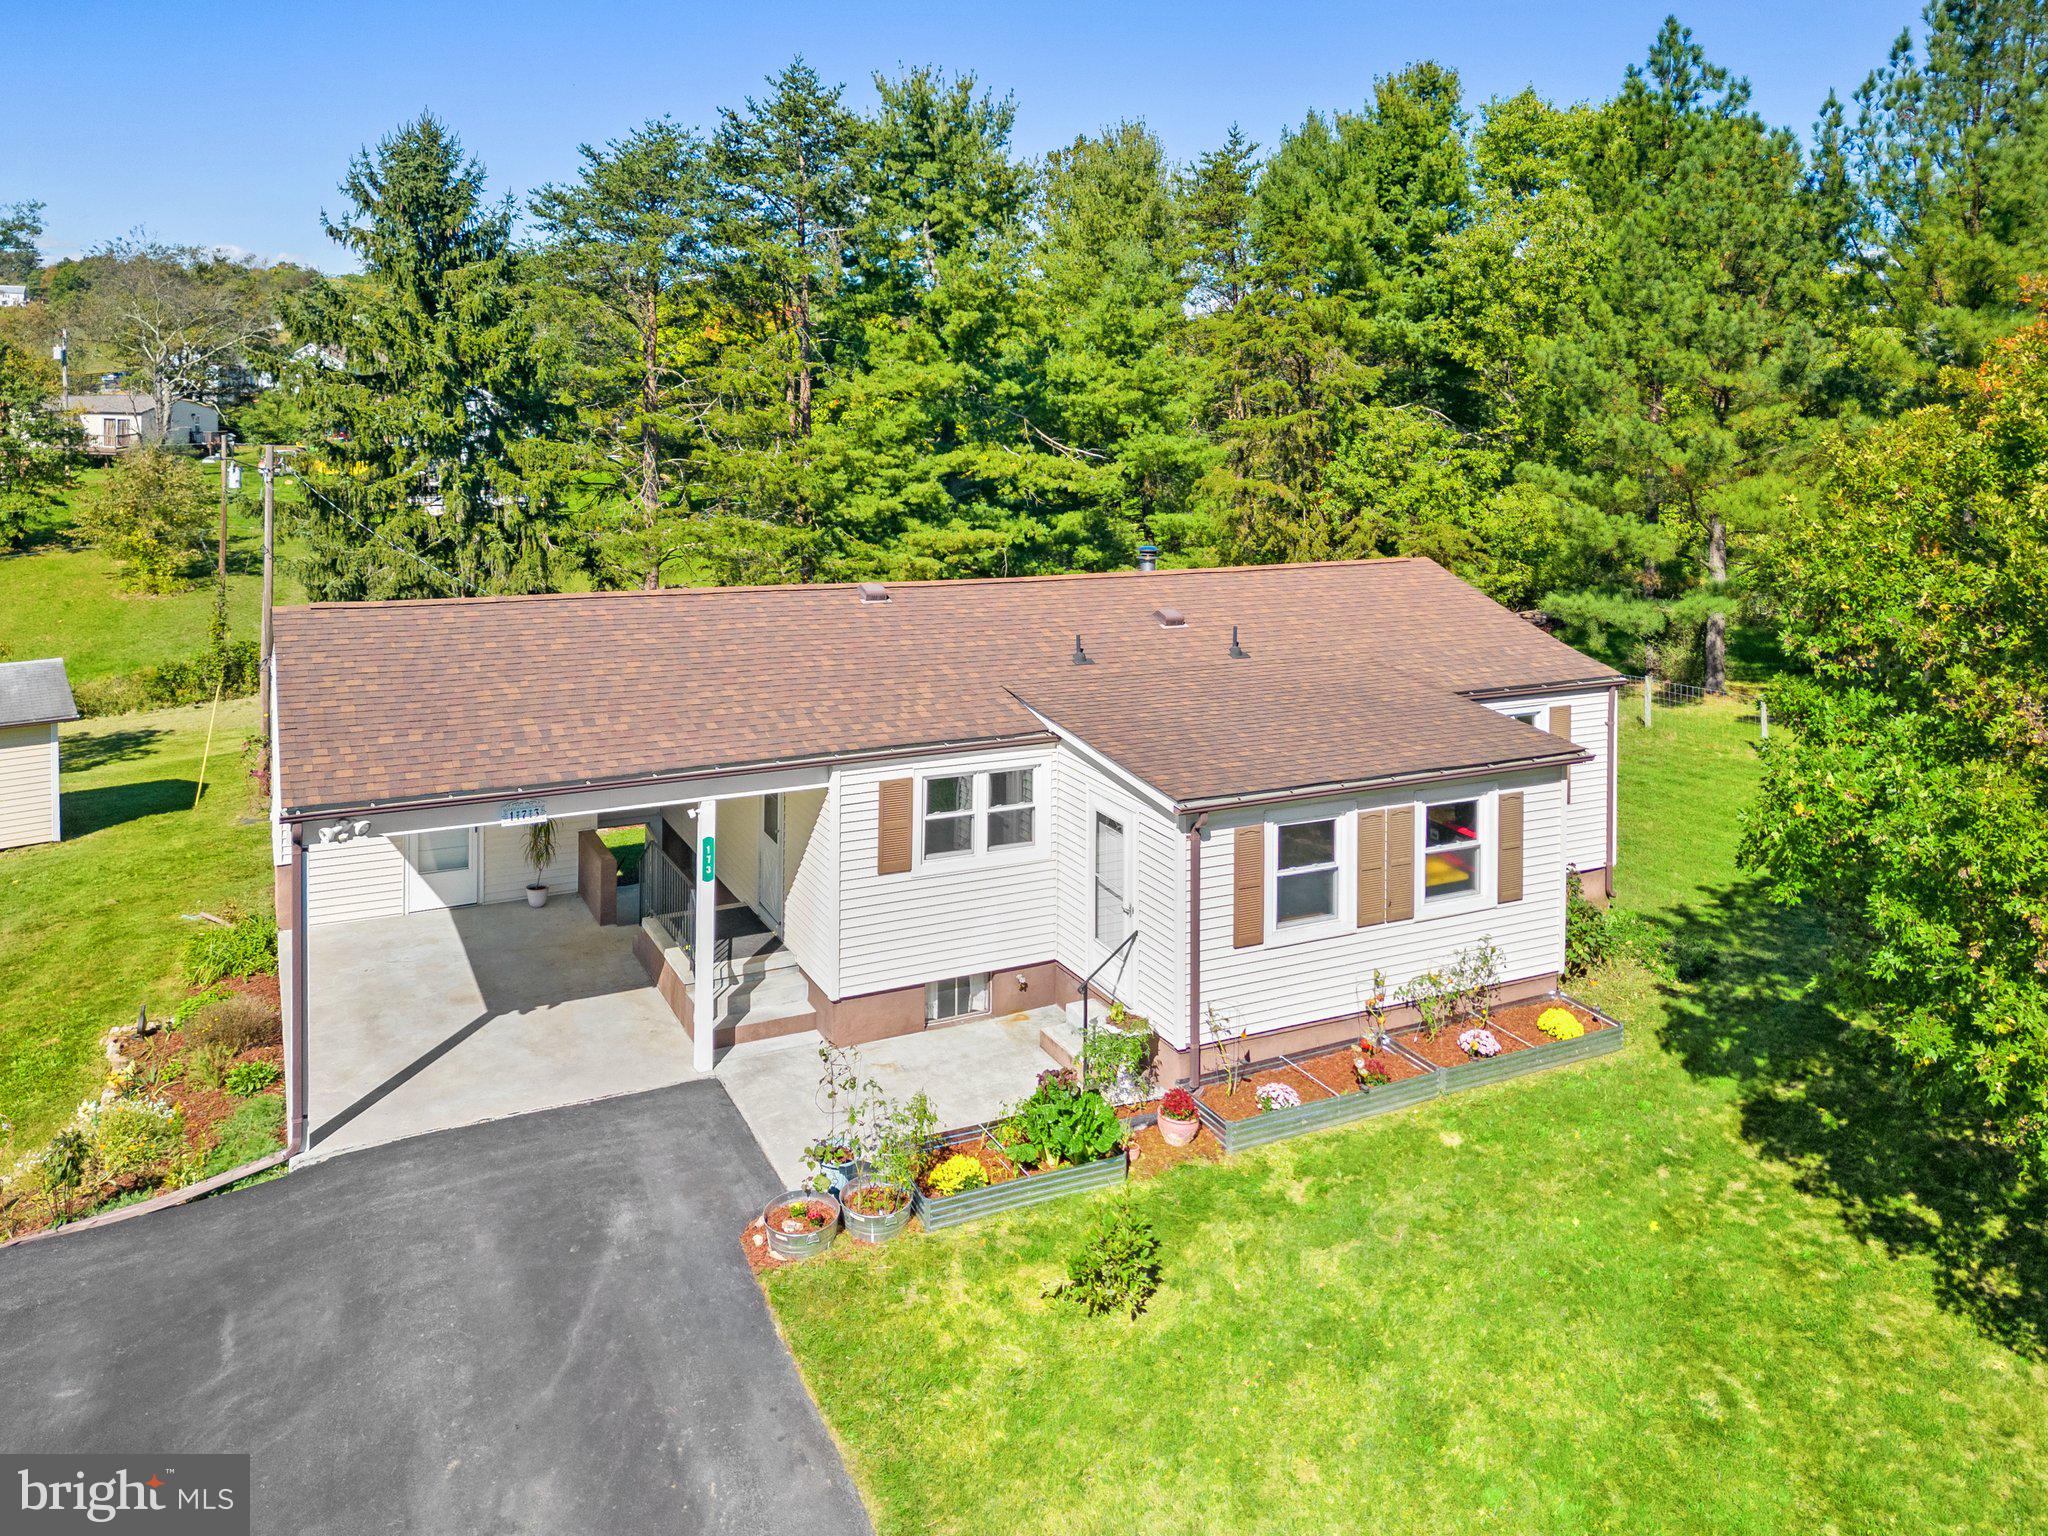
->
[290,115,565,599]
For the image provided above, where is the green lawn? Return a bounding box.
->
[765,698,2048,1535]
[0,698,272,1161]
[0,459,305,683]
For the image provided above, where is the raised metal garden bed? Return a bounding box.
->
[1404,993,1626,1096]
[1192,1042,1442,1154]
[912,1124,1127,1231]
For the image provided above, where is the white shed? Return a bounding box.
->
[0,659,77,850]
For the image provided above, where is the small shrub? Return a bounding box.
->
[185,1042,232,1092]
[187,993,278,1055]
[86,1099,184,1180]
[170,986,230,1030]
[1457,1028,1502,1059]
[1048,1198,1162,1319]
[999,1071,1125,1169]
[223,1060,281,1097]
[1536,1006,1585,1041]
[183,911,277,987]
[36,1127,92,1193]
[1256,1083,1301,1113]
[925,1154,988,1197]
[1564,867,1610,977]
[1158,1087,1197,1122]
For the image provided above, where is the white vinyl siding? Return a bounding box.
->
[1050,743,1187,1035]
[1487,688,1613,875]
[0,722,58,850]
[782,785,838,997]
[711,797,761,908]
[307,815,593,926]
[1198,768,1569,1038]
[835,747,1059,998]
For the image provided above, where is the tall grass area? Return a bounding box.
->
[765,697,2048,1536]
[0,459,304,683]
[0,698,271,1161]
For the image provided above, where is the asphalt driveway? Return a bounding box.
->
[0,1082,870,1536]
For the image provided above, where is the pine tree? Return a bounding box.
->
[289,114,565,599]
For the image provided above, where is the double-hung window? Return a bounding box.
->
[1424,799,1483,900]
[919,766,1042,863]
[1275,818,1340,925]
[922,775,975,858]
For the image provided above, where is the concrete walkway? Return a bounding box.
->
[0,1083,871,1536]
[719,1010,1065,1186]
[306,903,698,1160]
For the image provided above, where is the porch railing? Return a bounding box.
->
[641,840,733,1003]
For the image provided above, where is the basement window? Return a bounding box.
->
[926,973,990,1024]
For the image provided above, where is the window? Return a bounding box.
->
[762,792,780,841]
[922,774,974,858]
[926,973,989,1024]
[1275,818,1339,925]
[987,768,1035,850]
[1424,799,1483,899]
[1508,710,1539,727]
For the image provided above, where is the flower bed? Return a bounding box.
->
[912,1125,1126,1230]
[1194,1042,1438,1153]
[1397,995,1623,1094]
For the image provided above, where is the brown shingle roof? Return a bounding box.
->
[272,558,1619,817]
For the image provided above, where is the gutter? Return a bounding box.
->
[1171,747,1592,816]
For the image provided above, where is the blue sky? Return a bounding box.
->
[9,0,1923,268]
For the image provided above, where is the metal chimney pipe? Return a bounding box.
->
[1136,543,1158,572]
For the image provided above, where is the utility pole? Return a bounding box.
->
[258,446,278,753]
[53,329,69,408]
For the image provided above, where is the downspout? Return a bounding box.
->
[1605,685,1619,897]
[286,826,310,1157]
[1185,813,1207,1088]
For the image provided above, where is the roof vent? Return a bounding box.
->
[1153,606,1185,628]
[1228,624,1249,659]
[1136,543,1159,572]
[859,582,890,603]
[1072,633,1094,666]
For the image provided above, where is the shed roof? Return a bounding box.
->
[0,658,79,729]
[272,558,1621,818]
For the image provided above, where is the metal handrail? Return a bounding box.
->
[1077,929,1140,1092]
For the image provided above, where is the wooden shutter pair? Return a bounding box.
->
[1355,807,1416,928]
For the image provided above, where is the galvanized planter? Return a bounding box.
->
[763,1190,841,1261]
[912,1126,1126,1231]
[1404,996,1626,1097]
[1192,1043,1441,1154]
[840,1181,915,1244]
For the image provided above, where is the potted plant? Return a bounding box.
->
[840,1179,914,1243]
[1157,1086,1199,1146]
[800,1135,860,1194]
[804,1043,879,1191]
[763,1189,841,1260]
[523,819,556,908]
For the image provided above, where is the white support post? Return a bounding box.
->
[692,797,718,1073]
[1759,697,1769,741]
[1643,673,1654,730]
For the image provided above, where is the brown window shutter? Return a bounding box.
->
[1356,808,1387,927]
[876,778,913,875]
[1232,824,1265,948]
[1385,805,1416,922]
[1547,703,1572,740]
[1498,791,1525,903]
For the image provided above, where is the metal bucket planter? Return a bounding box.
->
[763,1190,841,1261]
[839,1180,914,1244]
[912,1126,1127,1231]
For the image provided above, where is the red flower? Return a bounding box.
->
[1160,1087,1198,1121]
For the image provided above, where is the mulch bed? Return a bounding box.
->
[123,1031,284,1152]
[1397,997,1608,1068]
[1123,1115,1223,1177]
[1199,1062,1336,1122]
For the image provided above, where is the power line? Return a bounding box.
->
[283,467,473,597]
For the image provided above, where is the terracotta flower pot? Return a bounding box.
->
[1158,1111,1198,1146]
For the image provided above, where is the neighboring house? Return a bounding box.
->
[0,284,27,307]
[64,393,221,451]
[269,559,1622,1153]
[0,659,77,851]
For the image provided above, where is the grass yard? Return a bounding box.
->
[765,697,2048,1535]
[0,697,272,1162]
[0,459,305,683]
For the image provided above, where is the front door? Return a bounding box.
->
[407,827,479,911]
[756,793,784,927]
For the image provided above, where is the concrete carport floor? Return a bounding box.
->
[304,900,701,1159]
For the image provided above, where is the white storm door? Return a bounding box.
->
[407,827,479,911]
[1092,808,1132,952]
[756,793,784,927]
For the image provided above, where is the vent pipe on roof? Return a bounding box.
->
[859,582,890,603]
[1228,624,1249,659]
[1136,542,1158,572]
[1072,633,1094,666]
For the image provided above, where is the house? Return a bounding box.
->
[0,659,77,851]
[0,284,27,307]
[64,393,221,451]
[268,558,1621,1159]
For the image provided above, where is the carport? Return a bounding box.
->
[303,900,697,1160]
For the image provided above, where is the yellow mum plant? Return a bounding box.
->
[926,1153,989,1197]
[1536,1006,1584,1041]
